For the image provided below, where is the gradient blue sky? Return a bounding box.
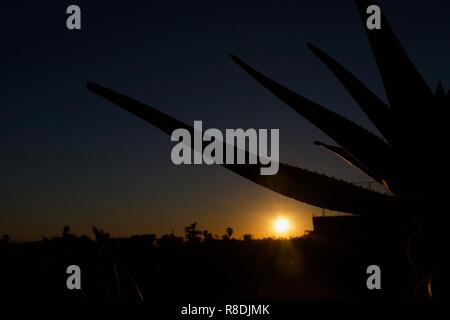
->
[2,0,450,240]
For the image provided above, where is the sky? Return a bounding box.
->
[2,0,450,241]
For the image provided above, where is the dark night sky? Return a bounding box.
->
[2,0,450,240]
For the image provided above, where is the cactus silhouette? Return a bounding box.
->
[87,0,450,298]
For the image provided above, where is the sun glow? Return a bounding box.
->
[274,218,290,234]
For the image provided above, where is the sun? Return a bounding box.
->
[274,218,290,234]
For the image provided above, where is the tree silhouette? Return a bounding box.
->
[202,230,213,242]
[222,227,234,240]
[185,222,202,243]
[62,226,71,239]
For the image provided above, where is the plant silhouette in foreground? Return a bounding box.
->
[87,0,450,298]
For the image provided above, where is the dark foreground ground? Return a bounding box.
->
[0,228,413,301]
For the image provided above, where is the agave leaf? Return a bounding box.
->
[230,54,395,185]
[307,43,393,143]
[355,0,433,134]
[87,82,400,216]
[435,82,445,98]
[314,141,385,186]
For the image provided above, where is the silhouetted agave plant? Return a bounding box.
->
[87,0,450,297]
